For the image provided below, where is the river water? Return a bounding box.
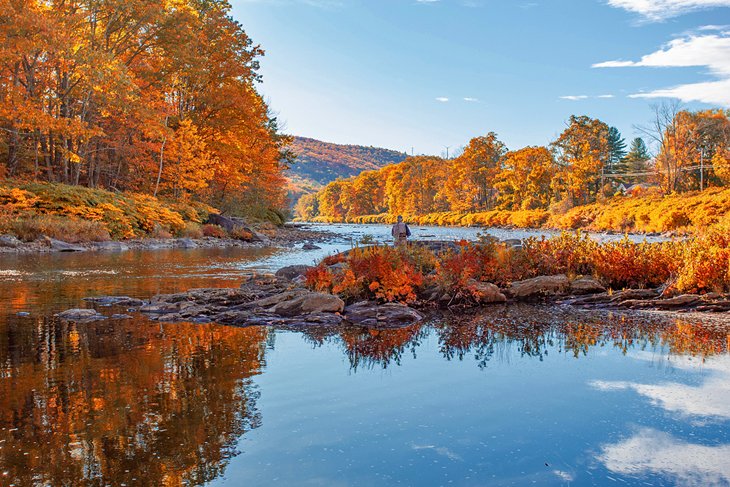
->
[0,224,728,486]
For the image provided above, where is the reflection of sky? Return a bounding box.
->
[591,353,730,421]
[599,427,730,487]
[593,353,730,486]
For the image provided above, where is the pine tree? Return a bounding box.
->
[622,138,651,184]
[607,126,627,173]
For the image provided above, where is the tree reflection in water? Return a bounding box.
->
[0,316,267,486]
[297,305,729,371]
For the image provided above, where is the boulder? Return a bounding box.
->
[46,237,85,252]
[177,238,197,249]
[344,301,424,327]
[0,235,22,248]
[268,292,345,317]
[609,289,659,303]
[56,309,105,321]
[302,243,321,250]
[275,265,313,280]
[570,276,606,295]
[205,214,267,242]
[83,296,145,307]
[93,241,129,251]
[467,280,507,304]
[508,275,570,300]
[248,290,309,308]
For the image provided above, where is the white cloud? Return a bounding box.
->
[598,428,730,486]
[435,97,450,102]
[559,95,589,100]
[463,97,479,102]
[594,32,730,107]
[598,94,615,98]
[607,0,730,21]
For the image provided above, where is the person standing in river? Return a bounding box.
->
[391,215,411,245]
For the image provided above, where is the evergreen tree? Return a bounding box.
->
[607,126,627,173]
[622,138,651,184]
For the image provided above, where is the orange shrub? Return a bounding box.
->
[202,224,227,238]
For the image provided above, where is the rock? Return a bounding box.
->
[110,314,133,319]
[178,238,197,249]
[275,265,313,280]
[139,301,193,314]
[0,234,22,248]
[609,289,659,303]
[83,296,145,307]
[45,237,86,252]
[466,280,507,304]
[93,241,129,251]
[344,301,424,327]
[652,294,701,309]
[508,275,570,300]
[56,309,105,321]
[269,292,345,317]
[205,213,267,242]
[302,243,321,250]
[570,276,606,295]
[248,290,309,308]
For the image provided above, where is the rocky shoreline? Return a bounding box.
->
[0,223,332,254]
[53,255,729,329]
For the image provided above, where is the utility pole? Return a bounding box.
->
[700,148,704,191]
[445,146,451,159]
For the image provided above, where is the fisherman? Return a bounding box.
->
[391,215,411,245]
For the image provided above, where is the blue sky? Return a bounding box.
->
[230,0,730,155]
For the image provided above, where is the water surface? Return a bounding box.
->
[0,224,727,486]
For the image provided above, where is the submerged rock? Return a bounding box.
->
[93,241,129,251]
[302,243,321,250]
[56,309,105,321]
[84,296,145,307]
[344,301,424,327]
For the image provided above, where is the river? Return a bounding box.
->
[0,224,728,486]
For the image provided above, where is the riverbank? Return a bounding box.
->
[0,223,333,254]
[307,187,730,236]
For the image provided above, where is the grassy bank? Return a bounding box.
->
[310,188,730,235]
[0,181,283,243]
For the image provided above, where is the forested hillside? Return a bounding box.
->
[286,137,407,201]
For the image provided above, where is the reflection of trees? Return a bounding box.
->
[339,325,426,370]
[0,316,267,486]
[432,308,727,368]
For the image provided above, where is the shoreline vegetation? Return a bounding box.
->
[296,111,730,237]
[306,187,730,236]
[0,181,328,253]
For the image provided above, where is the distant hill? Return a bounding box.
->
[285,136,407,203]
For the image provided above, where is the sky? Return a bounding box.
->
[230,0,730,156]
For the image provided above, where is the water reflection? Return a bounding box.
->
[0,315,267,486]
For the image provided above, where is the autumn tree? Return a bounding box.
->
[550,115,610,205]
[443,133,506,211]
[494,146,556,210]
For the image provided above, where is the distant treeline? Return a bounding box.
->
[297,109,730,222]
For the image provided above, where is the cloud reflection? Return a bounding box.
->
[598,428,730,487]
[590,354,730,421]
